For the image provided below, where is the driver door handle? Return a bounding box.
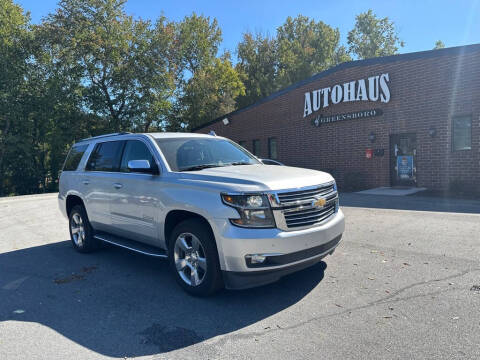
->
[113,183,123,189]
[82,180,90,185]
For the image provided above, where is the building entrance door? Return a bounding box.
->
[390,133,417,186]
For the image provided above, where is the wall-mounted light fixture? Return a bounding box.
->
[428,127,437,137]
[222,118,229,125]
[368,132,376,143]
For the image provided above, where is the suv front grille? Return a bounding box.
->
[277,183,335,205]
[283,199,336,228]
[271,182,338,230]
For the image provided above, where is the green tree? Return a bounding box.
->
[334,45,352,65]
[235,15,350,107]
[235,32,277,108]
[180,53,245,130]
[275,15,347,88]
[0,0,33,195]
[40,0,175,133]
[170,13,244,130]
[347,9,404,59]
[175,12,222,76]
[434,40,445,49]
[27,41,98,191]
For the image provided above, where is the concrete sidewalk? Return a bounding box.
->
[356,186,427,196]
[340,191,480,214]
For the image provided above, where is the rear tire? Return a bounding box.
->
[68,204,98,253]
[168,218,223,296]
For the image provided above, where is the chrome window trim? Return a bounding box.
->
[82,135,163,175]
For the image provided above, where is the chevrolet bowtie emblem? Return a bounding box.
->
[313,198,326,208]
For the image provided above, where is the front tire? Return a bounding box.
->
[68,204,98,253]
[168,218,223,296]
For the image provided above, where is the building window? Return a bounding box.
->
[268,137,278,159]
[252,139,261,156]
[239,140,247,148]
[452,116,472,151]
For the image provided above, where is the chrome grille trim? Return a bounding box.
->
[276,183,335,205]
[284,204,335,220]
[281,194,337,211]
[269,182,338,231]
[283,205,332,217]
[285,208,335,227]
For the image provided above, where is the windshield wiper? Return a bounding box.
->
[226,161,252,166]
[178,164,222,172]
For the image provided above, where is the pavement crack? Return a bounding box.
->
[210,267,480,345]
[371,267,480,304]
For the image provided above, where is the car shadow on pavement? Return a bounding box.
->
[0,240,326,357]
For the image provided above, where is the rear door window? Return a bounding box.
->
[63,144,89,171]
[86,141,125,172]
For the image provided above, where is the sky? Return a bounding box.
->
[16,0,480,57]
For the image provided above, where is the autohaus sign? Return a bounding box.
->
[303,73,391,118]
[311,108,383,127]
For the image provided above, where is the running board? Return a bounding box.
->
[94,233,168,258]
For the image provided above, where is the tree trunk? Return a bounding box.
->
[0,117,11,196]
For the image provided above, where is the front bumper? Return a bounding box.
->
[211,209,345,288]
[222,234,341,289]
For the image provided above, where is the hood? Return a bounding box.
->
[174,164,334,192]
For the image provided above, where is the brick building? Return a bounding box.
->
[194,44,480,192]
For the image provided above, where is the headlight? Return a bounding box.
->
[221,193,275,228]
[332,181,339,212]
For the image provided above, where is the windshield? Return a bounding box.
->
[155,137,260,171]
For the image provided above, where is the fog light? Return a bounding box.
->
[247,254,267,264]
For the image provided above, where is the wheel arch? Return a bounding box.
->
[164,210,215,251]
[66,194,85,216]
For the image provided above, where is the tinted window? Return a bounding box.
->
[452,116,471,151]
[86,141,124,172]
[120,140,157,173]
[63,144,89,171]
[156,137,259,172]
[252,139,261,156]
[268,137,278,159]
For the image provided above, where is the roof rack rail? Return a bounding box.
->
[77,132,132,142]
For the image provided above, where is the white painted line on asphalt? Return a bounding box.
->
[2,276,29,290]
[0,193,59,203]
[356,187,427,196]
[342,206,480,217]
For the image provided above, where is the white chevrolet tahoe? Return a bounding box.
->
[58,132,345,296]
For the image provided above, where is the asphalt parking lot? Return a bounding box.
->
[0,193,479,359]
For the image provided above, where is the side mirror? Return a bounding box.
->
[127,160,157,174]
[260,159,284,166]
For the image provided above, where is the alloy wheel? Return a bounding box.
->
[173,232,207,286]
[70,212,85,247]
